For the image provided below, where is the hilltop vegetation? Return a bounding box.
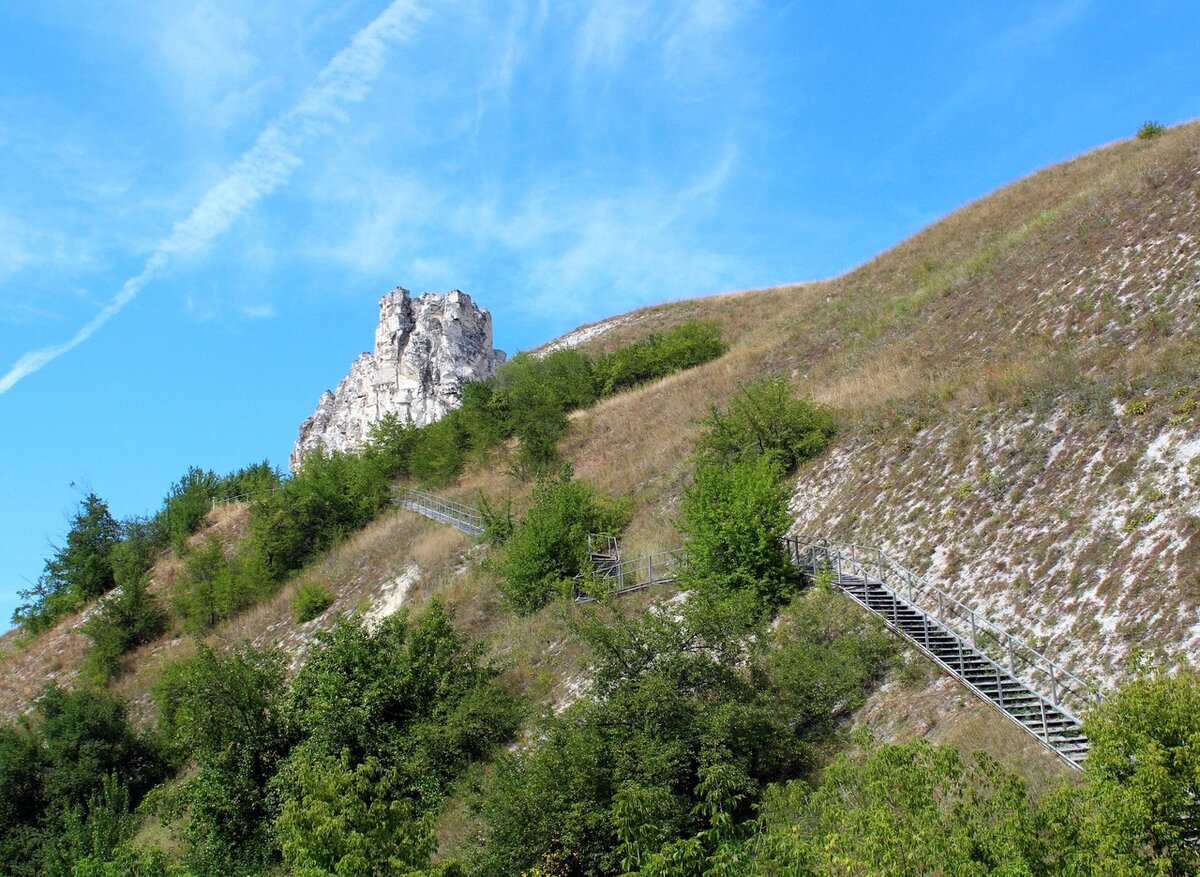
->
[2,121,1200,875]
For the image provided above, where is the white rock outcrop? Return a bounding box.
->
[291,287,505,470]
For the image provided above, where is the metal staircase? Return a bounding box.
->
[396,489,484,536]
[394,488,1102,770]
[784,536,1102,770]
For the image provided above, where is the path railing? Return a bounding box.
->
[573,549,685,602]
[784,536,1105,723]
[397,489,484,536]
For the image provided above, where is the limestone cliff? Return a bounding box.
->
[291,287,505,470]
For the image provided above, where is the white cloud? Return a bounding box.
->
[0,0,427,397]
[239,303,277,319]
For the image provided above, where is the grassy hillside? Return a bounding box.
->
[3,120,1197,792]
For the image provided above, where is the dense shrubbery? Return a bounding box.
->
[468,588,894,875]
[681,455,797,609]
[695,376,836,471]
[141,603,519,877]
[0,685,165,877]
[498,467,629,615]
[591,321,726,397]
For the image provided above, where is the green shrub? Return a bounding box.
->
[153,646,288,877]
[1136,120,1166,140]
[172,538,274,634]
[276,753,434,877]
[292,581,334,623]
[592,321,726,396]
[681,455,796,608]
[249,450,390,579]
[499,468,629,615]
[695,377,836,471]
[81,575,167,682]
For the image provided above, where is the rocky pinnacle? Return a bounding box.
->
[290,287,506,471]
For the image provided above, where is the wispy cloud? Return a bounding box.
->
[0,0,426,396]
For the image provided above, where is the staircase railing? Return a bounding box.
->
[397,489,484,536]
[573,549,685,602]
[784,535,1105,722]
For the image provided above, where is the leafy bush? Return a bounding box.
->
[592,321,726,397]
[499,468,629,615]
[171,537,274,634]
[275,753,434,877]
[281,602,520,805]
[1137,120,1166,140]
[695,377,836,471]
[249,451,390,580]
[681,455,796,608]
[469,588,893,875]
[81,575,167,682]
[153,646,289,877]
[748,740,1048,875]
[292,581,334,623]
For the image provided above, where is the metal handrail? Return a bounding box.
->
[785,535,1105,720]
[573,549,685,602]
[398,489,483,535]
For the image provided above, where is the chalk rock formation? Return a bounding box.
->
[291,288,505,470]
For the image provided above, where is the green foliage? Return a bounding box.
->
[171,537,273,634]
[591,321,727,397]
[363,414,422,480]
[156,463,283,554]
[681,455,796,608]
[275,753,434,877]
[250,450,390,580]
[1137,120,1166,140]
[281,601,520,807]
[477,492,515,545]
[695,377,836,471]
[469,588,893,876]
[14,493,123,633]
[43,774,136,877]
[37,685,164,810]
[153,646,288,877]
[407,412,470,487]
[749,740,1050,876]
[293,581,335,623]
[498,467,629,615]
[1064,665,1200,876]
[81,575,167,682]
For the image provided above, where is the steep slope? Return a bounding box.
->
[551,122,1200,688]
[2,122,1195,791]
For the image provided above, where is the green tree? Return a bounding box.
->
[680,455,796,608]
[499,468,628,615]
[276,754,434,877]
[81,574,167,682]
[750,740,1048,876]
[1062,665,1200,876]
[282,602,520,807]
[695,377,836,471]
[154,646,289,877]
[14,492,123,632]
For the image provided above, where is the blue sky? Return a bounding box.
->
[1,0,1198,627]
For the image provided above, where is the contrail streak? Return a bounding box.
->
[0,0,425,396]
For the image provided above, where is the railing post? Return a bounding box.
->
[648,555,653,582]
[970,611,977,648]
[1007,635,1015,676]
[1049,663,1059,707]
[938,591,944,623]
